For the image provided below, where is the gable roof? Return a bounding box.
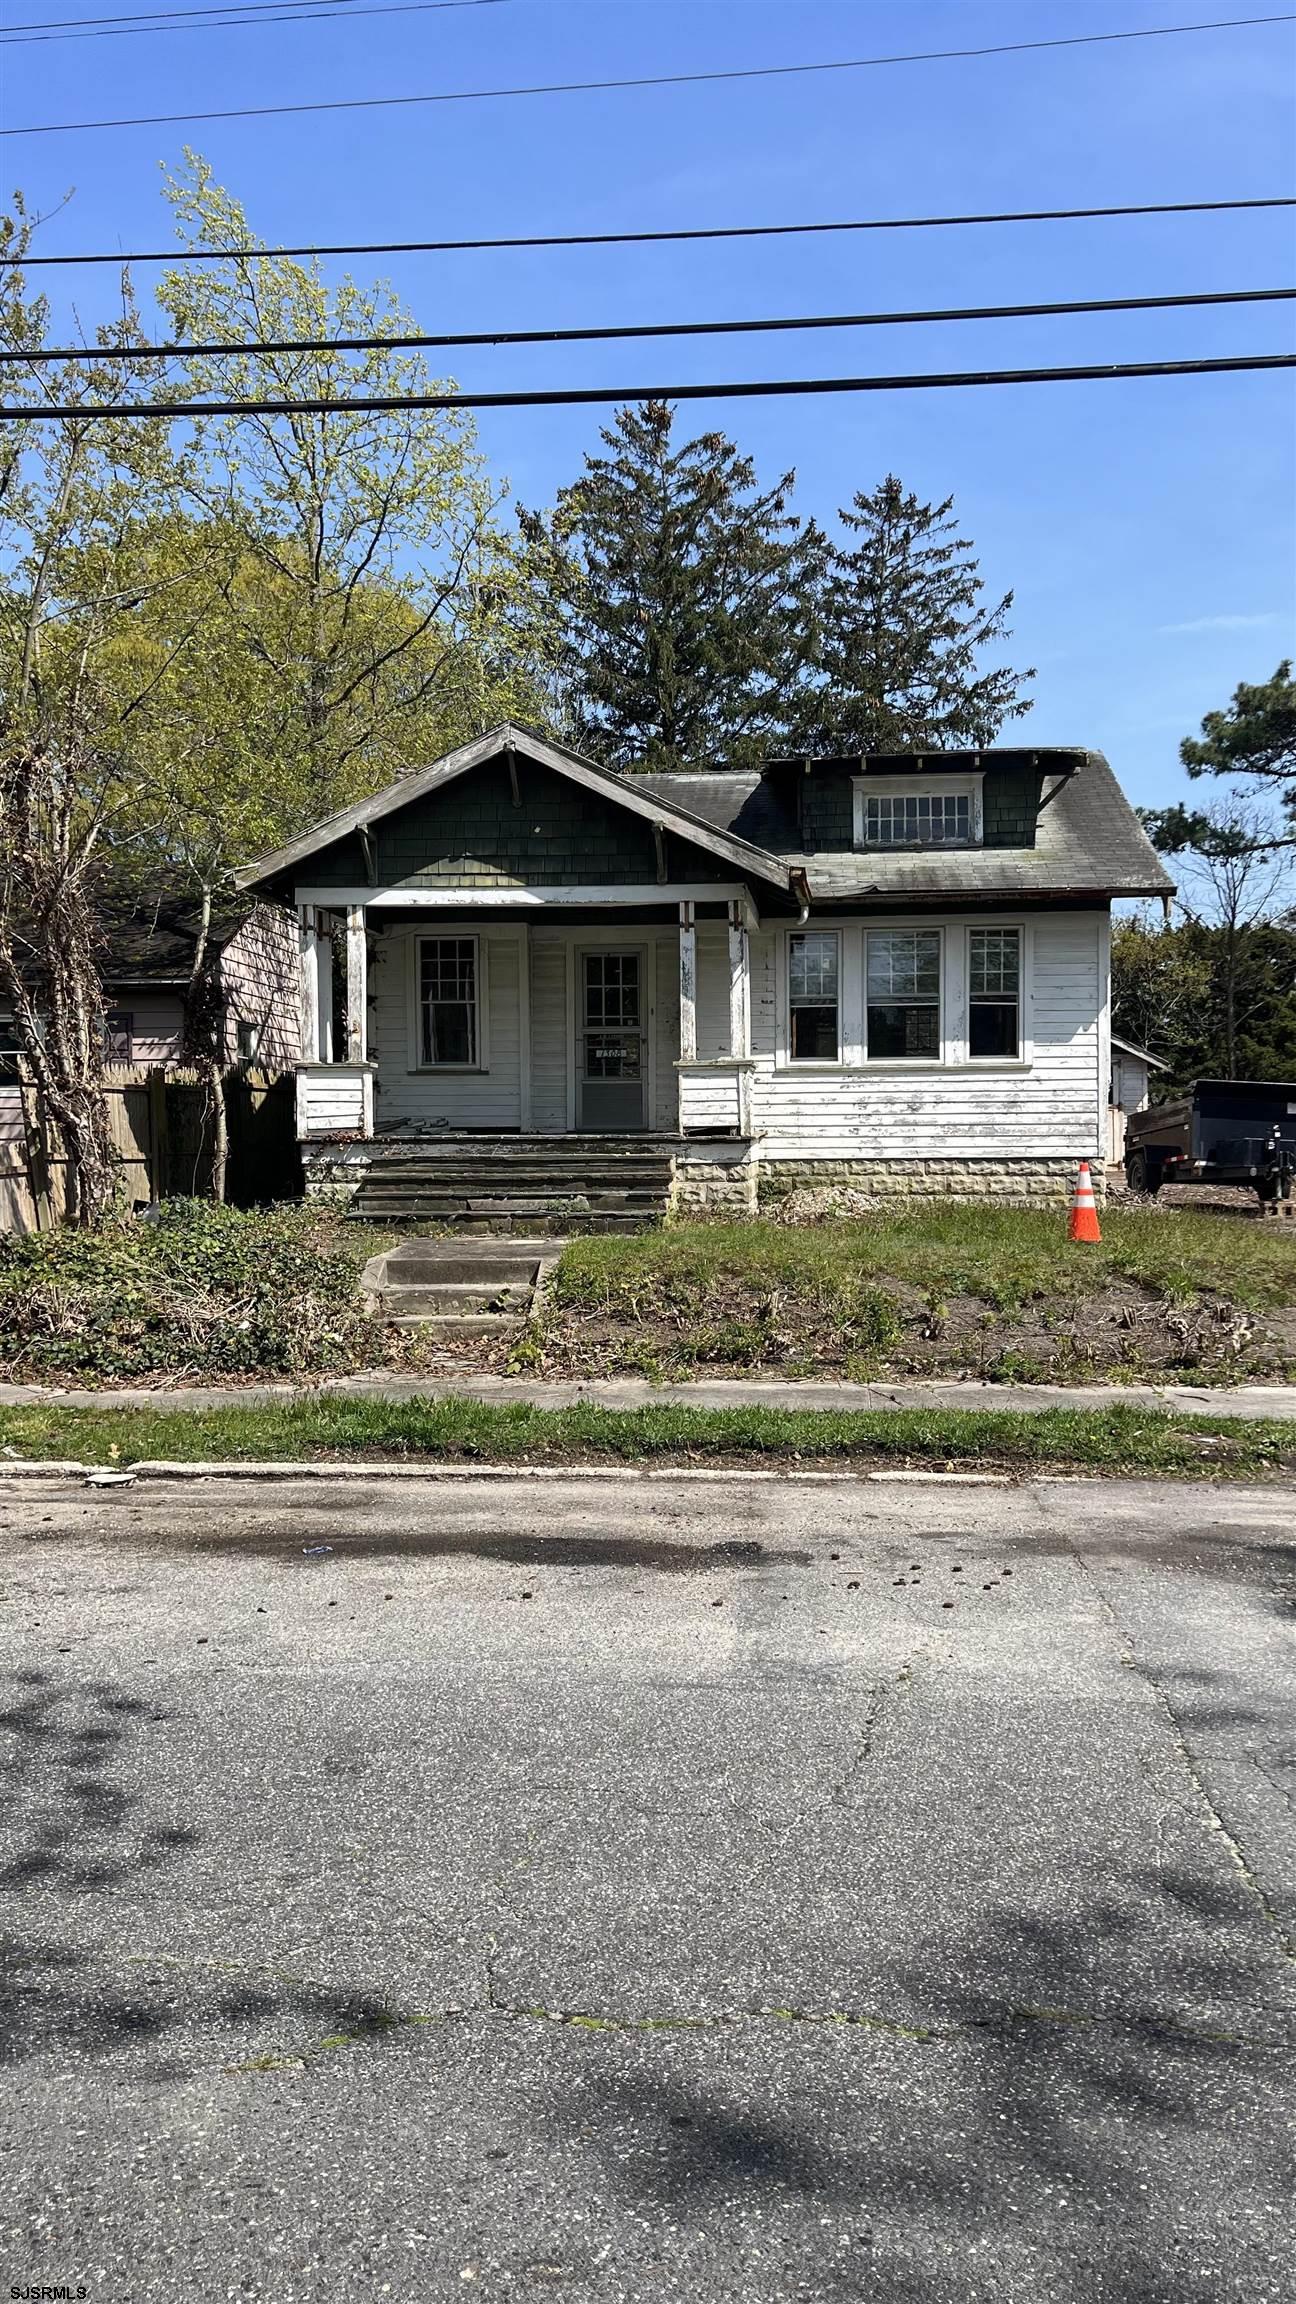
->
[636,750,1174,903]
[237,723,797,899]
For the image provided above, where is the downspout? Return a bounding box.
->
[791,867,812,925]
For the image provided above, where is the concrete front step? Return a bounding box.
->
[381,1282,534,1315]
[381,1248,544,1286]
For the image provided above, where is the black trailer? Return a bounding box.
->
[1123,1080,1296,1202]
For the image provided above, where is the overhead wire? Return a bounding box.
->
[4,352,1293,419]
[0,0,509,47]
[4,12,1293,138]
[8,194,1295,271]
[8,283,1294,366]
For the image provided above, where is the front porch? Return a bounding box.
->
[294,896,757,1139]
[293,896,760,1221]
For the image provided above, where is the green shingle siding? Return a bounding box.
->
[299,757,720,890]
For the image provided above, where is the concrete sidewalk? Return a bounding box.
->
[2,1373,1295,1419]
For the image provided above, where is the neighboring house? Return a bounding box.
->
[0,900,300,1146]
[90,897,301,1072]
[1108,1032,1170,1167]
[237,722,1173,1218]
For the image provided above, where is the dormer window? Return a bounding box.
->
[852,773,983,851]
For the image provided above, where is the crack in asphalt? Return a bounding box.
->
[82,1943,1292,2070]
[1061,1537,1294,1966]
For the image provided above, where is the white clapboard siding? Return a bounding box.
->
[694,918,731,1061]
[299,1068,367,1136]
[752,915,1104,1160]
[679,1067,743,1134]
[529,931,568,1132]
[371,928,522,1130]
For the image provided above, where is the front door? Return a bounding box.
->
[578,950,647,1131]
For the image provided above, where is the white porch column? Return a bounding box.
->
[678,903,697,1062]
[728,900,753,1137]
[346,903,368,1064]
[316,920,333,1063]
[677,901,697,1135]
[298,904,320,1063]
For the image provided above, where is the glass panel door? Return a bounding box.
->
[579,951,647,1130]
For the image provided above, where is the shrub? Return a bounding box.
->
[0,1200,379,1379]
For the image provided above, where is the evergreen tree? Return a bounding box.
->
[807,476,1033,753]
[519,400,824,771]
[1173,662,1296,846]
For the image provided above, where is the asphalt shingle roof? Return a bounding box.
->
[635,751,1173,903]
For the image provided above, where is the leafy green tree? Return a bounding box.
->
[1112,909,1296,1089]
[1140,801,1290,1076]
[156,153,556,823]
[806,475,1033,754]
[520,398,824,770]
[0,199,190,1221]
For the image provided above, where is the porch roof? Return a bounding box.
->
[237,723,799,904]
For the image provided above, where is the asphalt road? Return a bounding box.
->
[0,1470,1293,2304]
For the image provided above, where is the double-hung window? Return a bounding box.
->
[866,931,941,1060]
[103,1011,133,1064]
[788,930,840,1061]
[419,936,479,1066]
[968,928,1021,1059]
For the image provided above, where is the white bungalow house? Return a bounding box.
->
[237,724,1173,1223]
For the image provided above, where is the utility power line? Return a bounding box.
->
[0,0,507,47]
[8,194,1294,271]
[9,284,1293,367]
[4,352,1293,419]
[4,12,1292,138]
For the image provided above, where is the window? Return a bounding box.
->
[969,928,1021,1058]
[236,1018,259,1062]
[788,931,840,1061]
[103,1010,133,1064]
[865,791,970,847]
[419,937,479,1066]
[853,776,983,850]
[867,931,941,1060]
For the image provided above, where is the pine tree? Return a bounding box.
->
[808,476,1033,754]
[519,400,824,770]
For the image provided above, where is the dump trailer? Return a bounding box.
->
[1124,1080,1296,1203]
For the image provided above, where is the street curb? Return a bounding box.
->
[0,1458,1029,1486]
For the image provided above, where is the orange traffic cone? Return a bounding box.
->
[1068,1160,1102,1244]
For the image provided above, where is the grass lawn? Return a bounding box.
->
[2,1398,1294,1481]
[537,1207,1296,1383]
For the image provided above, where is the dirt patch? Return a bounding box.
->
[433,1276,1296,1387]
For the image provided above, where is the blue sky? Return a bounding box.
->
[4,0,1295,807]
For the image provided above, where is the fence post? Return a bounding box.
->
[147,1067,169,1203]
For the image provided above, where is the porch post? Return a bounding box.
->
[677,901,696,1135]
[346,903,368,1064]
[316,921,333,1063]
[298,904,320,1063]
[728,899,752,1137]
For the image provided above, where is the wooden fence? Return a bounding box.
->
[0,1067,300,1232]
